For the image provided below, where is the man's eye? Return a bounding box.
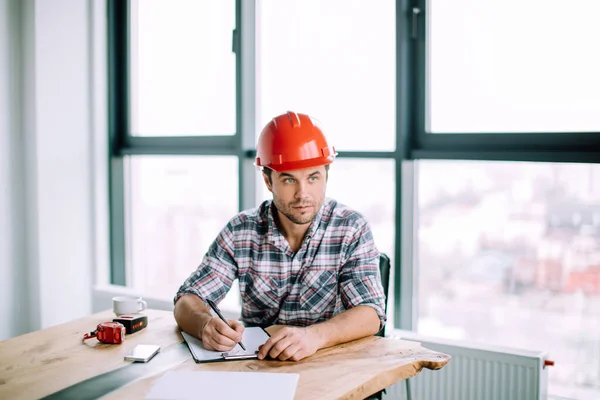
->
[309,176,319,182]
[284,178,294,183]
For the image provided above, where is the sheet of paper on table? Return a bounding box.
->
[145,370,300,400]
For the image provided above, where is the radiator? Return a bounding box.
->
[385,331,550,400]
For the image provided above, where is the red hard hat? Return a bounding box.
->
[255,111,337,172]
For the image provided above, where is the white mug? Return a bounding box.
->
[113,296,147,316]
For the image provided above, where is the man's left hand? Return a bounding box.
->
[257,326,321,362]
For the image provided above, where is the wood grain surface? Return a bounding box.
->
[0,309,450,400]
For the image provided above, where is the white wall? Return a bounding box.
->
[0,0,95,340]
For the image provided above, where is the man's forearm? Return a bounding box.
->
[173,294,212,339]
[308,305,381,349]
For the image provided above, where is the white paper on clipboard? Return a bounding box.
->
[180,327,270,362]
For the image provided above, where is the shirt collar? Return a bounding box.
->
[306,202,325,240]
[266,200,325,248]
[267,201,284,249]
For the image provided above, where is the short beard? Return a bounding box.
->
[273,198,318,225]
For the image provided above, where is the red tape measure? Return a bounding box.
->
[83,322,126,344]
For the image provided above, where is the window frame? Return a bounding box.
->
[107,0,412,329]
[107,0,600,332]
[107,0,253,286]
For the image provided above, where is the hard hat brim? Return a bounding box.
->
[257,155,336,173]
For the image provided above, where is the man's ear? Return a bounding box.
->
[262,171,273,192]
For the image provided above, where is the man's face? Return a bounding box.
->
[263,166,328,225]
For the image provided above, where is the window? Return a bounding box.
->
[415,1,600,398]
[130,0,236,136]
[417,160,600,399]
[108,0,398,313]
[107,0,242,289]
[255,0,397,320]
[325,159,397,327]
[325,159,396,263]
[414,0,600,158]
[257,0,396,151]
[127,156,238,298]
[428,0,600,134]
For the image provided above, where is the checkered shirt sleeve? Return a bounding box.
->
[174,222,237,305]
[339,219,387,328]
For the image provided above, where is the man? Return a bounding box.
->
[174,111,386,362]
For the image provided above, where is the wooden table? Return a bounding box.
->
[0,309,450,400]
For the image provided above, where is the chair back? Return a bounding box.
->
[376,253,391,337]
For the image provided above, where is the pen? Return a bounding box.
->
[205,298,246,351]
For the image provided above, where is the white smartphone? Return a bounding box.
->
[124,344,161,362]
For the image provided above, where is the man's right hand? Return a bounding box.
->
[200,316,245,352]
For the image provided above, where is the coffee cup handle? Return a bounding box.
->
[138,300,147,312]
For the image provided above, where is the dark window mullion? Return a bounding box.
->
[395,0,419,330]
[119,147,241,156]
[412,149,600,164]
[108,0,129,286]
[413,0,427,158]
[418,132,600,153]
[107,0,129,155]
[337,151,397,159]
[120,135,238,156]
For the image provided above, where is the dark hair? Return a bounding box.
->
[263,164,330,185]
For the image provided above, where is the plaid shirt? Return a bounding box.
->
[175,199,386,328]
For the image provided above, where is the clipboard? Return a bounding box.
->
[181,327,270,363]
